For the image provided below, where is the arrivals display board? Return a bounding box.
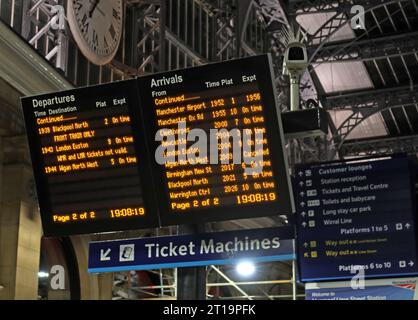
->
[139,55,294,226]
[295,156,418,282]
[21,54,294,236]
[21,80,159,236]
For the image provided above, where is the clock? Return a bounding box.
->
[67,0,123,66]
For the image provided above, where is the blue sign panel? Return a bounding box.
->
[306,278,418,300]
[88,226,295,273]
[295,156,418,282]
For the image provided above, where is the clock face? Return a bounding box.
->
[67,0,123,66]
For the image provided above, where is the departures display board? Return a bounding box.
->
[295,156,418,282]
[138,55,294,226]
[21,54,294,236]
[21,80,159,236]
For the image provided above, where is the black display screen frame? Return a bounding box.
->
[21,80,160,236]
[137,54,295,226]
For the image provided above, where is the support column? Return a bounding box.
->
[0,164,42,300]
[176,225,207,300]
[97,273,114,300]
[70,235,98,300]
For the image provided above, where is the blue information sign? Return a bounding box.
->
[305,278,418,300]
[88,226,295,273]
[295,156,418,282]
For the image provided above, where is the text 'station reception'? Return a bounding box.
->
[295,156,418,282]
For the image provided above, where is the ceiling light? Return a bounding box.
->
[236,261,255,277]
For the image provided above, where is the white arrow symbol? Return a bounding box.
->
[301,211,307,217]
[409,261,415,267]
[300,192,305,197]
[299,181,304,187]
[298,171,303,177]
[303,242,309,248]
[302,222,307,228]
[100,248,111,261]
[300,202,305,207]
[405,223,411,229]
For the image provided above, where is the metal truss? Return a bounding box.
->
[288,0,413,16]
[311,31,418,63]
[205,0,260,60]
[287,135,331,166]
[323,85,418,110]
[341,135,418,157]
[323,85,418,156]
[257,0,288,25]
[116,0,263,75]
[213,1,238,60]
[113,269,177,300]
[291,0,417,161]
[124,0,167,74]
[255,0,289,75]
[288,0,415,61]
[21,0,68,71]
[287,0,344,15]
[296,0,417,69]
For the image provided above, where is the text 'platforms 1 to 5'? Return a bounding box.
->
[294,157,418,281]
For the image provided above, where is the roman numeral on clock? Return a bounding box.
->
[92,30,99,47]
[80,13,89,34]
[82,14,88,26]
[109,24,116,39]
[104,35,109,49]
[113,8,121,20]
[74,0,83,10]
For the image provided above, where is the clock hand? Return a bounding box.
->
[96,6,105,17]
[89,0,100,18]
